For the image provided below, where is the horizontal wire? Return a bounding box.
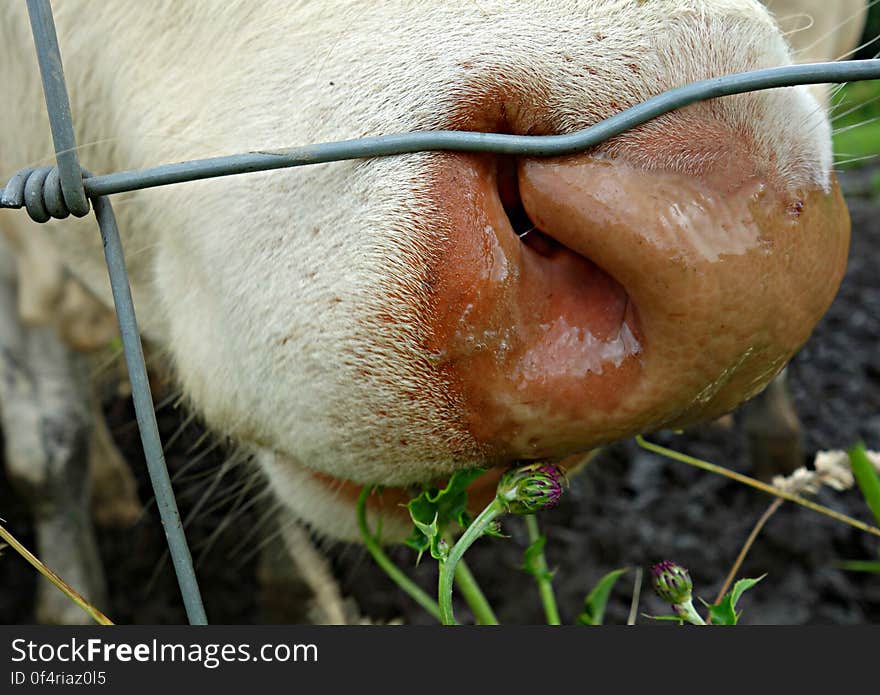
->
[76,60,880,199]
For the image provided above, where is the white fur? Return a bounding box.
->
[0,1,863,538]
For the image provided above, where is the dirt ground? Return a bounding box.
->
[1,166,879,626]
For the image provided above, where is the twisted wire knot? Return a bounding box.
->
[0,166,91,222]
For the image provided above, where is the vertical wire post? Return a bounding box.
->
[92,195,208,625]
[24,0,208,624]
[24,0,88,217]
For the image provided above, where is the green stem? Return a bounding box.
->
[524,514,561,625]
[454,558,499,625]
[356,487,442,622]
[674,599,706,626]
[439,497,506,625]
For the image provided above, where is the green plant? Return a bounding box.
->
[358,440,880,625]
[359,463,592,625]
[576,568,629,625]
[837,444,880,575]
[431,463,567,625]
[848,443,880,527]
[649,561,764,626]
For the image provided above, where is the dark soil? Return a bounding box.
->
[2,167,879,626]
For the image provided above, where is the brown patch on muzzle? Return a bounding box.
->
[422,150,850,464]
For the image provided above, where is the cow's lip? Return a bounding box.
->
[425,152,850,463]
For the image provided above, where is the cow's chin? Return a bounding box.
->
[424,151,850,465]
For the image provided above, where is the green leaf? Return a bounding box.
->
[404,467,487,561]
[708,601,738,625]
[708,575,765,625]
[729,575,764,607]
[521,534,553,582]
[408,512,449,563]
[576,568,628,625]
[848,443,880,527]
[837,560,880,573]
[483,520,506,539]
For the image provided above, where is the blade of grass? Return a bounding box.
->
[836,560,880,573]
[848,443,880,527]
[0,523,113,625]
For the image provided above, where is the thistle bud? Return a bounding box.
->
[651,561,693,605]
[496,462,566,514]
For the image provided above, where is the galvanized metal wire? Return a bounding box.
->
[6,0,208,626]
[18,59,880,203]
[2,0,880,624]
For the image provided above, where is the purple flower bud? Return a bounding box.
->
[496,462,567,514]
[651,561,693,605]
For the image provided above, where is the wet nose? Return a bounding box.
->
[519,155,850,431]
[426,150,850,463]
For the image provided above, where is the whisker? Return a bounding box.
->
[161,410,199,454]
[181,454,240,528]
[833,115,880,135]
[228,502,283,565]
[834,153,879,167]
[835,32,880,62]
[776,12,815,43]
[184,428,216,456]
[153,388,186,413]
[794,2,877,57]
[176,451,252,508]
[194,480,269,561]
[168,442,226,484]
[173,463,240,490]
[829,91,880,124]
[89,346,126,380]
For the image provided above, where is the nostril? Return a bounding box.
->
[496,155,530,236]
[495,155,562,257]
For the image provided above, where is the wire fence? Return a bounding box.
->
[3,0,880,625]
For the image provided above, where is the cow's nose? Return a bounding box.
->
[427,151,850,462]
[519,155,850,423]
